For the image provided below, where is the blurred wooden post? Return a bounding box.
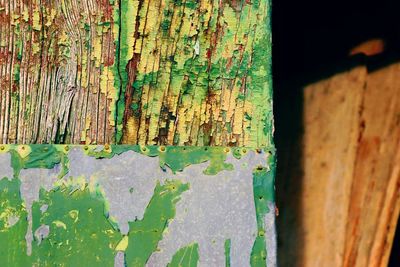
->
[299,62,400,267]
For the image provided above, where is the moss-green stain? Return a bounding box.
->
[9,145,69,178]
[250,153,276,267]
[168,242,200,267]
[0,178,29,266]
[29,184,121,266]
[125,180,189,266]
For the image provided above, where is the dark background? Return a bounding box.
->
[272,0,400,266]
[273,0,400,84]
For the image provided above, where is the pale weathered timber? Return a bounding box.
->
[302,66,368,267]
[0,0,273,147]
[278,63,400,267]
[343,63,400,267]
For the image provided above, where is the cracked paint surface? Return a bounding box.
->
[0,1,275,266]
[0,145,276,266]
[0,0,272,147]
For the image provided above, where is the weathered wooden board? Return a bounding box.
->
[0,144,276,266]
[277,63,400,267]
[0,0,273,147]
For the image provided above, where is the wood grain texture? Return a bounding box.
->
[302,66,367,267]
[343,63,400,267]
[0,0,117,144]
[0,0,273,147]
[278,63,400,267]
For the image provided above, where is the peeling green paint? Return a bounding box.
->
[0,175,192,266]
[125,180,189,266]
[3,145,246,177]
[250,153,276,267]
[30,183,121,266]
[168,242,199,267]
[0,145,276,265]
[86,145,234,175]
[2,0,273,147]
[156,147,233,175]
[9,145,69,179]
[0,178,29,266]
[0,0,275,265]
[225,239,231,267]
[115,0,139,142]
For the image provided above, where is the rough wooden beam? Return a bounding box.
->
[343,63,400,267]
[278,63,400,267]
[302,66,367,267]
